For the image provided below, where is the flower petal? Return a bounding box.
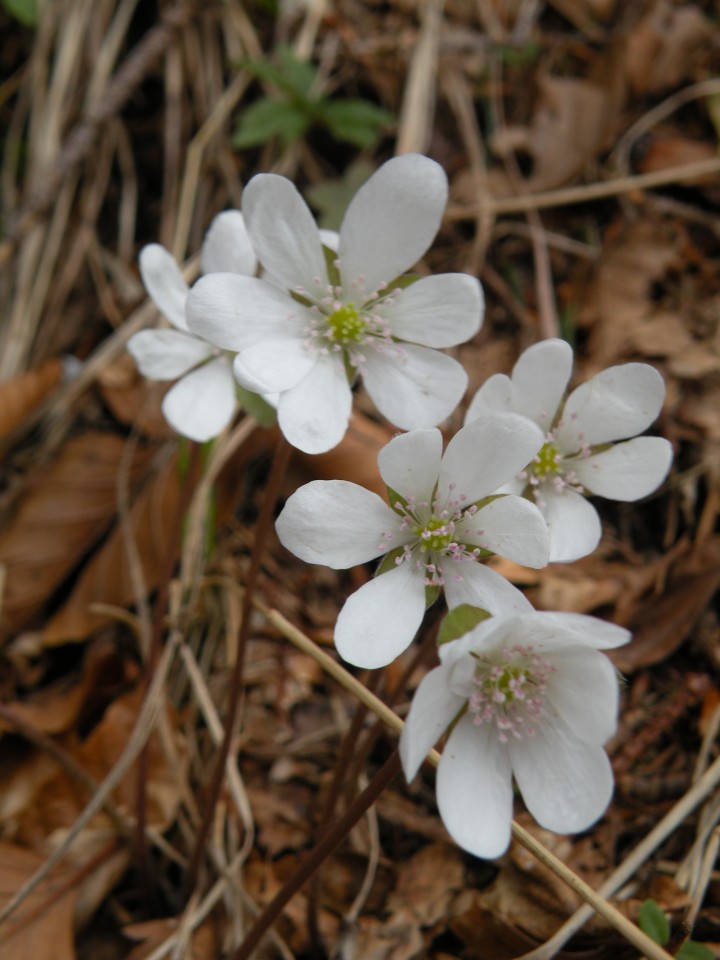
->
[187,274,302,351]
[161,357,236,441]
[377,428,443,503]
[438,414,543,505]
[275,479,402,568]
[335,561,427,668]
[510,339,573,432]
[242,173,327,296]
[201,210,258,276]
[464,374,514,423]
[400,663,464,781]
[437,715,514,859]
[540,487,601,563]
[139,244,189,331]
[442,561,533,615]
[127,329,213,379]
[546,647,619,744]
[339,154,448,298]
[382,274,483,348]
[362,344,467,431]
[572,437,673,501]
[556,362,666,450]
[457,495,549,568]
[510,611,631,652]
[233,339,317,393]
[510,723,614,835]
[277,358,353,454]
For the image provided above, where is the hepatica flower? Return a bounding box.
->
[187,154,483,454]
[400,611,630,859]
[276,415,549,668]
[128,211,258,442]
[465,339,673,562]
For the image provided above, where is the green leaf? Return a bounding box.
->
[241,47,317,102]
[319,98,394,148]
[677,941,716,960]
[232,98,308,148]
[236,386,277,429]
[306,161,376,230]
[438,605,492,645]
[638,900,670,946]
[1,0,38,25]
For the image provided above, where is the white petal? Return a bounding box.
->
[201,210,258,276]
[275,479,403,568]
[571,437,673,502]
[362,344,467,430]
[438,414,543,505]
[457,495,549,568]
[546,648,619,745]
[377,428,443,502]
[556,362,666,450]
[161,357,236,442]
[437,715,514,859]
[511,339,573,432]
[443,561,533,615]
[233,339,317,393]
[382,274,483,348]
[510,723,614,835]
[127,329,213,379]
[464,374,514,423]
[277,357,353,454]
[541,487,601,563]
[339,154,448,298]
[187,274,302,351]
[242,173,327,296]
[335,561,427,668]
[400,663,464,781]
[510,612,631,652]
[139,244,189,331]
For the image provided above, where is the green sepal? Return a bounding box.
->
[375,548,404,577]
[638,900,670,946]
[322,244,341,289]
[424,584,440,608]
[236,386,277,428]
[386,486,410,515]
[438,604,492,646]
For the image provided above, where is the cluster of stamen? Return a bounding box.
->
[518,428,590,508]
[294,264,404,371]
[378,484,484,586]
[468,644,555,742]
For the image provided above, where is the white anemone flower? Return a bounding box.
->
[465,339,673,563]
[127,211,258,442]
[186,154,484,454]
[400,611,630,859]
[275,415,550,668]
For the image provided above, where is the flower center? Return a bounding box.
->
[417,517,454,552]
[468,644,555,742]
[533,440,560,478]
[326,303,367,344]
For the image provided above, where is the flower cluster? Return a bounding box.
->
[128,154,671,860]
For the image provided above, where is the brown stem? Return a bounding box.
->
[183,434,292,901]
[227,750,401,960]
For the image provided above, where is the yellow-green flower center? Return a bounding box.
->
[326,303,367,344]
[533,440,561,478]
[417,517,454,552]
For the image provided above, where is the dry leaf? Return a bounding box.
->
[388,843,465,927]
[97,354,173,440]
[40,450,184,644]
[0,359,64,444]
[298,412,393,499]
[0,434,152,641]
[624,4,713,96]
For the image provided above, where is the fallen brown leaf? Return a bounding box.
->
[623,3,713,96]
[0,358,64,445]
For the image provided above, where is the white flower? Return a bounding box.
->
[127,211,258,442]
[400,611,630,859]
[186,154,484,454]
[465,339,673,563]
[275,415,549,668]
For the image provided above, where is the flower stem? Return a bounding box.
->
[227,750,402,960]
[182,433,292,902]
